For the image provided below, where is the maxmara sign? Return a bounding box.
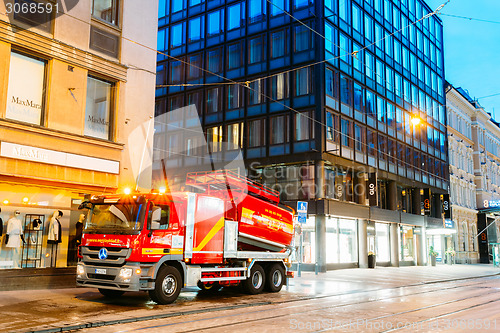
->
[0,142,119,174]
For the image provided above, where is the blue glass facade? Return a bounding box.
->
[156,0,447,209]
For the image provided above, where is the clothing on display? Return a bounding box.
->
[32,219,42,230]
[0,217,3,236]
[47,211,62,244]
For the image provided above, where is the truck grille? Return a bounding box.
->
[81,246,131,267]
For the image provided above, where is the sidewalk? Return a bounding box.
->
[0,265,498,333]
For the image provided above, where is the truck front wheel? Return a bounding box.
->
[242,263,265,294]
[265,263,285,292]
[149,265,182,304]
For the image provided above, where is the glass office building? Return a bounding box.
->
[156,0,448,270]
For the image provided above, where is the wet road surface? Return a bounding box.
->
[1,265,499,332]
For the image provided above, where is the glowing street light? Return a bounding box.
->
[124,187,132,195]
[411,117,422,126]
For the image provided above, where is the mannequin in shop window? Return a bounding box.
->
[6,211,25,268]
[0,207,3,238]
[47,210,63,267]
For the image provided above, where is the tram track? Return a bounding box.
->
[71,275,500,333]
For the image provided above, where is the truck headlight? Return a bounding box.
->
[119,268,133,279]
[77,264,85,277]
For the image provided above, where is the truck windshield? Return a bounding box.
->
[84,202,146,235]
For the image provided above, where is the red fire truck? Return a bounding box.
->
[76,171,295,304]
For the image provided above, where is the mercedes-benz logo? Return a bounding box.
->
[98,248,108,260]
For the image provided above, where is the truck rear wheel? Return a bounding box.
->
[265,263,285,292]
[242,263,265,294]
[98,288,125,297]
[149,265,182,304]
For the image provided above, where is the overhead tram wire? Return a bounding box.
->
[52,8,447,183]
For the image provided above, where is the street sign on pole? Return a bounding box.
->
[297,201,308,224]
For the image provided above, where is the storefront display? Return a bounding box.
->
[21,214,44,268]
[401,225,416,262]
[47,211,63,268]
[375,223,391,262]
[5,211,24,268]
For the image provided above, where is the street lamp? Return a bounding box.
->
[411,117,422,126]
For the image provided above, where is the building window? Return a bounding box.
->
[208,9,223,36]
[206,87,221,113]
[249,0,266,23]
[249,79,264,105]
[172,0,186,13]
[248,118,266,147]
[188,54,202,79]
[341,118,353,148]
[270,115,289,144]
[367,129,377,157]
[85,76,113,140]
[171,22,185,48]
[169,60,184,84]
[6,52,46,126]
[296,111,313,141]
[271,30,286,58]
[227,84,241,109]
[295,68,311,96]
[271,73,289,100]
[326,68,339,99]
[228,2,244,30]
[227,122,243,149]
[207,48,222,73]
[326,112,340,143]
[354,123,366,152]
[227,42,242,69]
[294,25,311,52]
[249,36,264,64]
[188,16,203,42]
[207,126,222,153]
[92,0,119,26]
[270,0,288,16]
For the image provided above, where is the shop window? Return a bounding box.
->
[84,76,114,140]
[401,226,415,261]
[375,223,390,262]
[92,0,119,26]
[6,52,46,126]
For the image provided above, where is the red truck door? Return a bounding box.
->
[141,201,184,260]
